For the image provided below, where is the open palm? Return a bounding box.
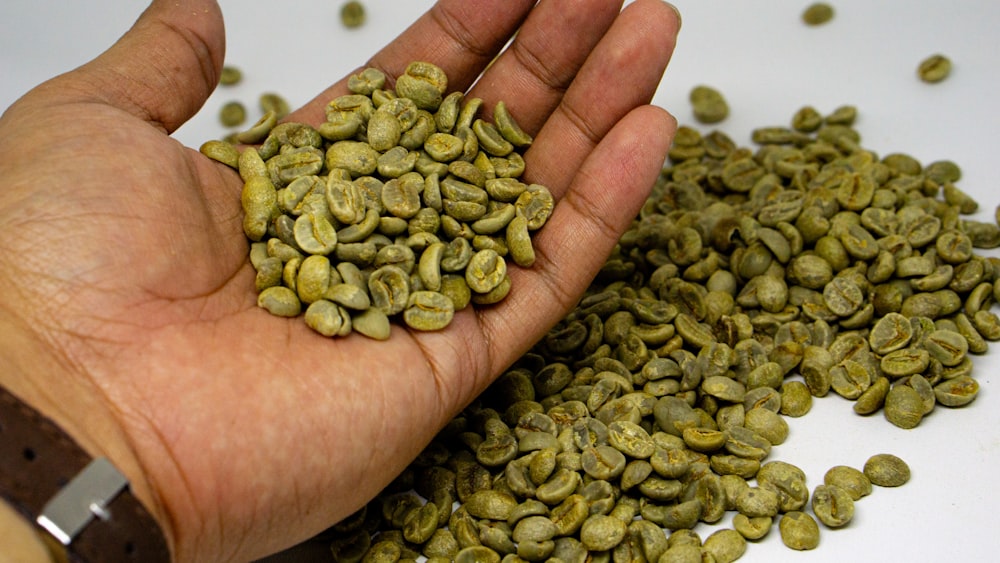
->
[0,0,679,560]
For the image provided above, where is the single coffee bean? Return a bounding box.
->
[779,511,820,550]
[802,2,835,26]
[864,453,911,487]
[918,53,952,83]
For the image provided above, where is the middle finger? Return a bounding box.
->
[522,0,680,197]
[469,0,626,134]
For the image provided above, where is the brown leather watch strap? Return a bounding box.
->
[0,386,170,562]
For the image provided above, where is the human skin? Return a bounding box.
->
[0,0,680,560]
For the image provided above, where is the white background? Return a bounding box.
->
[2,1,998,560]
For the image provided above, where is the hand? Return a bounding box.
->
[0,0,679,560]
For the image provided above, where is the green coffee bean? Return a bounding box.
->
[364,539,402,563]
[757,461,808,512]
[792,345,827,396]
[906,373,936,415]
[473,119,514,157]
[826,105,857,126]
[292,212,337,255]
[234,111,277,145]
[346,68,385,97]
[578,514,626,552]
[267,147,324,187]
[802,2,834,25]
[403,291,455,331]
[724,426,772,461]
[472,203,515,235]
[339,0,366,28]
[733,514,772,541]
[925,160,962,185]
[823,466,871,501]
[700,376,746,403]
[702,528,746,563]
[200,140,240,169]
[466,249,507,293]
[917,54,952,83]
[395,62,447,112]
[779,381,813,417]
[921,329,968,367]
[259,93,290,120]
[219,101,246,128]
[304,300,352,337]
[934,376,979,406]
[829,361,872,400]
[791,105,823,132]
[351,308,391,340]
[658,544,702,563]
[779,511,820,550]
[580,446,626,481]
[254,256,283,292]
[365,265,410,316]
[680,427,726,453]
[736,486,779,518]
[535,468,581,505]
[219,65,242,86]
[545,495,587,539]
[689,85,729,124]
[515,184,554,231]
[811,484,854,528]
[864,453,911,487]
[465,490,517,522]
[257,286,301,317]
[607,421,655,458]
[744,407,789,445]
[241,176,278,241]
[505,215,536,268]
[401,502,438,544]
[854,376,890,415]
[880,347,930,377]
[492,101,533,148]
[455,546,500,563]
[296,254,331,304]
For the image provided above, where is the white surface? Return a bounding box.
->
[2,1,999,560]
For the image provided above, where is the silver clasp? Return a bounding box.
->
[36,457,128,545]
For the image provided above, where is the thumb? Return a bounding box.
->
[73,0,225,134]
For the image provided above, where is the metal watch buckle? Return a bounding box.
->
[36,457,128,545]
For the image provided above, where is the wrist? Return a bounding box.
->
[0,309,174,561]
